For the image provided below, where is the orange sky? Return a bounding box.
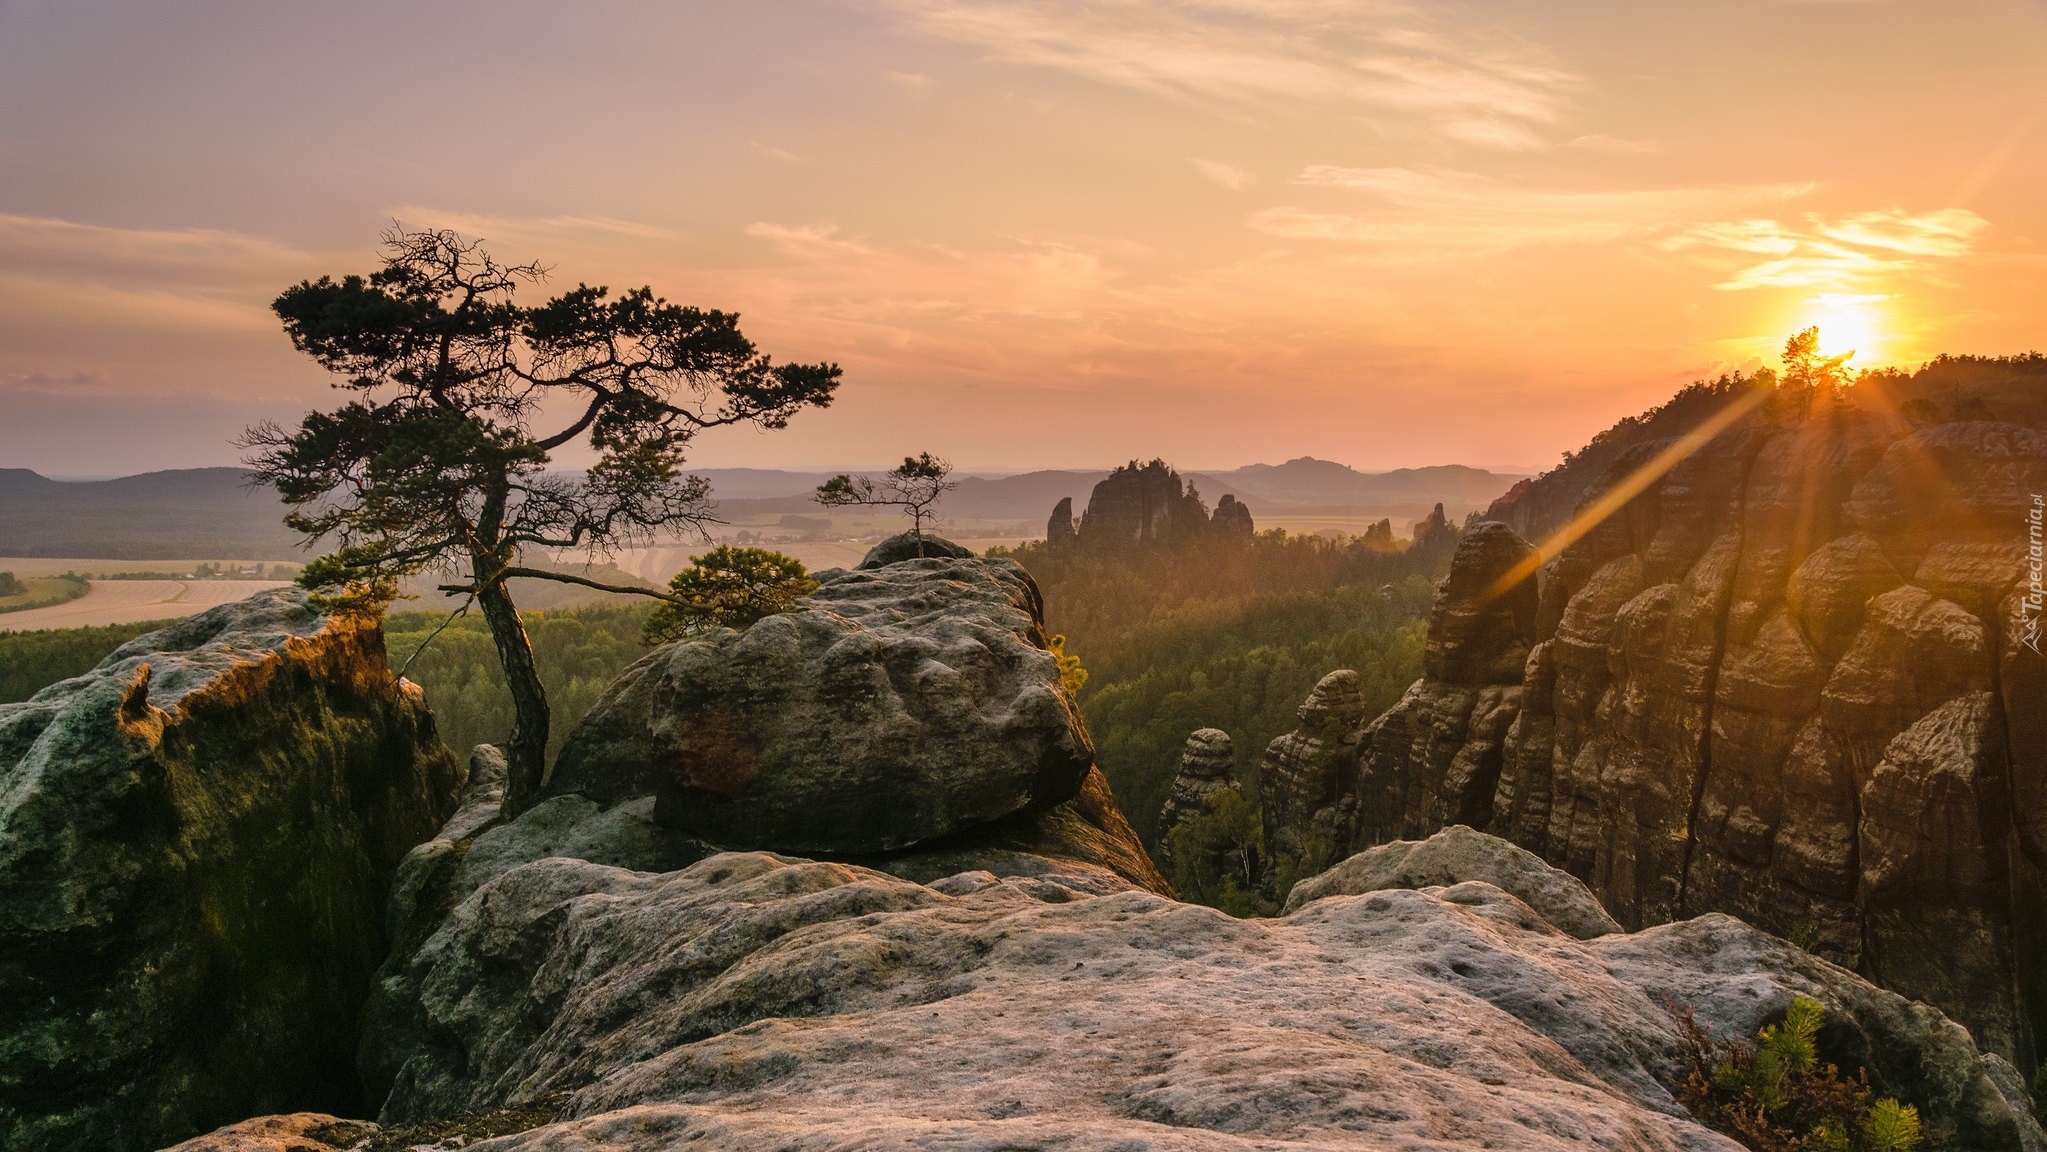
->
[2,0,2043,475]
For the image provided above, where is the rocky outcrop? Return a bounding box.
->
[1210,492,1255,542]
[1156,728,1237,866]
[1265,402,2047,1069]
[1046,495,1077,551]
[1257,669,1369,875]
[1075,458,1226,549]
[334,827,2040,1149]
[547,552,1096,857]
[0,589,464,1152]
[854,531,975,567]
[1282,825,1623,939]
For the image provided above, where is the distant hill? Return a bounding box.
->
[1189,458,1523,512]
[0,468,306,559]
[0,458,1530,560]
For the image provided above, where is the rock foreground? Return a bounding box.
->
[0,590,464,1152]
[201,824,2042,1151]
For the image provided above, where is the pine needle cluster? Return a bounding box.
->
[1670,996,1922,1152]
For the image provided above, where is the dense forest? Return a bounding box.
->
[0,619,179,703]
[993,525,1458,852]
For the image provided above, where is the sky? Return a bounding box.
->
[1,0,2043,477]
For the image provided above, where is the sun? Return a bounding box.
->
[1799,294,1890,365]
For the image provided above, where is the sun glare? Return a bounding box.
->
[1800,293,1890,365]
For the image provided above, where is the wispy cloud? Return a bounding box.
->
[389,207,681,245]
[886,70,936,91]
[1250,166,1806,255]
[744,222,876,257]
[751,141,810,164]
[1193,159,1254,190]
[879,0,1574,149]
[1663,208,1989,289]
[1567,133,1661,154]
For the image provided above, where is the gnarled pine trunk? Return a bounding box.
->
[477,576,549,816]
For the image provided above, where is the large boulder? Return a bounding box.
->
[337,828,2040,1150]
[855,531,974,568]
[1283,824,1623,939]
[547,554,1095,856]
[0,589,464,1152]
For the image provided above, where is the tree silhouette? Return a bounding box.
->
[815,452,957,554]
[244,227,841,813]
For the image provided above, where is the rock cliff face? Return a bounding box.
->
[0,590,464,1152]
[245,827,2043,1150]
[1069,458,1253,550]
[1156,728,1237,862]
[1261,403,2047,1068]
[1046,495,1078,551]
[1211,493,1255,542]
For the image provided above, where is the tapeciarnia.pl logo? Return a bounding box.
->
[2024,493,2044,656]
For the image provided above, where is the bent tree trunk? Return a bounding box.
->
[477,577,550,816]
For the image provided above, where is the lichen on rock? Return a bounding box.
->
[0,589,464,1152]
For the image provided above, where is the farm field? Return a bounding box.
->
[0,579,291,631]
[0,557,301,578]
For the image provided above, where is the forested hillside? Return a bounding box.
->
[997,525,1461,850]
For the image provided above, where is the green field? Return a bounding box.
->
[0,573,90,615]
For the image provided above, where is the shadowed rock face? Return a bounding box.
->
[548,553,1095,856]
[1210,493,1255,542]
[1077,458,1214,548]
[0,590,464,1152]
[1258,669,1369,874]
[337,830,2040,1150]
[1260,409,2047,1066]
[1157,728,1237,867]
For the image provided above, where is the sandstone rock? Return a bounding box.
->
[547,555,1094,856]
[1258,669,1367,871]
[1413,500,1452,544]
[1274,403,2047,1067]
[1425,521,1539,685]
[1045,495,1077,551]
[0,589,464,1152]
[856,531,975,568]
[871,765,1174,898]
[160,1114,371,1152]
[351,837,2040,1150]
[1156,728,1237,865]
[1076,458,1211,548]
[1283,824,1623,939]
[1210,492,1254,542]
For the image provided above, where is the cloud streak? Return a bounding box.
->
[1663,207,1990,289]
[1250,166,1808,255]
[879,0,1575,148]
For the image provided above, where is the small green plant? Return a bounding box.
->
[1048,633,1088,696]
[1669,995,1922,1152]
[1785,921,1823,953]
[642,546,819,643]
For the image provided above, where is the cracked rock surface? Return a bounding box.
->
[344,832,2041,1150]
